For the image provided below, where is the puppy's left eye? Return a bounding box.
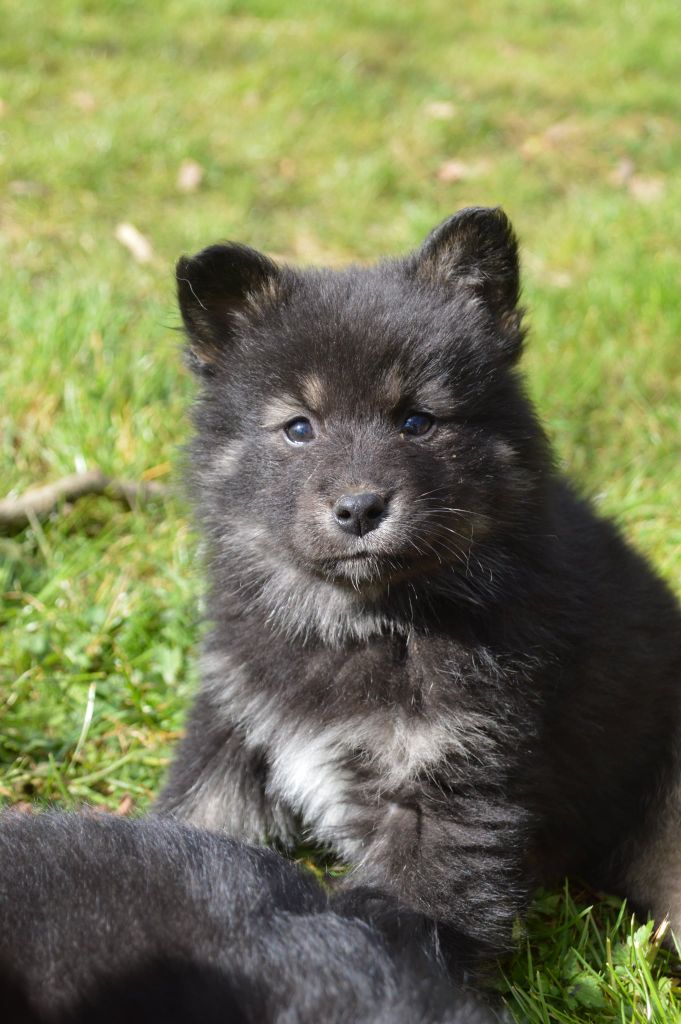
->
[284,417,316,444]
[400,413,435,438]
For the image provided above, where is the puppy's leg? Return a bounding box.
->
[623,780,681,941]
[155,693,296,845]
[347,795,530,955]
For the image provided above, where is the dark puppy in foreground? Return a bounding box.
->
[158,207,681,955]
[0,812,491,1024]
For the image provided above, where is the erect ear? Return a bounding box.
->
[413,207,524,359]
[176,243,280,375]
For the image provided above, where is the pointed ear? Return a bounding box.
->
[176,243,280,375]
[413,207,524,360]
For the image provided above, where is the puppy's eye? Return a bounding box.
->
[284,417,316,444]
[400,413,435,438]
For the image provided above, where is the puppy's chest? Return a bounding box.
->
[259,646,448,782]
[218,638,502,842]
[264,699,460,850]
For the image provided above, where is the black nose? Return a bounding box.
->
[332,492,387,536]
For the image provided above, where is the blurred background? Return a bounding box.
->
[1,0,679,816]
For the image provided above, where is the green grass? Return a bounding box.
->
[502,888,681,1022]
[1,0,680,1019]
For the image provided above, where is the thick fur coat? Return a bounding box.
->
[158,207,681,956]
[0,812,489,1023]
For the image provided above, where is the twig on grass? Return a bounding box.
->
[0,468,170,534]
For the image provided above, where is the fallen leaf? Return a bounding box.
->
[542,120,579,144]
[424,100,456,120]
[608,158,665,203]
[116,795,134,816]
[71,90,97,113]
[9,180,46,196]
[115,222,153,263]
[278,157,296,180]
[520,119,583,159]
[9,802,33,814]
[437,160,469,183]
[610,157,636,186]
[177,158,204,193]
[291,230,326,261]
[436,158,490,183]
[545,270,572,288]
[627,175,665,203]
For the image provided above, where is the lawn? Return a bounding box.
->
[1,0,680,1019]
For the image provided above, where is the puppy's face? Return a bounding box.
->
[179,208,547,600]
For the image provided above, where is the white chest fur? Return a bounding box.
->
[202,650,497,853]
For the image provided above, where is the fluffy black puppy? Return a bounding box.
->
[0,812,491,1024]
[158,207,681,954]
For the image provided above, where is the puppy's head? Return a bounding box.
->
[177,208,548,617]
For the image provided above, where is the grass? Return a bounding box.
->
[1,0,680,1019]
[502,888,681,1022]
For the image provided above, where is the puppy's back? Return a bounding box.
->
[0,812,492,1024]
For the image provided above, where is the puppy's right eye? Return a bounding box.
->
[400,412,435,438]
[284,418,316,444]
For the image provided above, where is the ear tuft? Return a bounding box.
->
[176,243,279,376]
[413,207,524,359]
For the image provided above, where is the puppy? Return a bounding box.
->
[0,812,491,1023]
[158,207,681,955]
